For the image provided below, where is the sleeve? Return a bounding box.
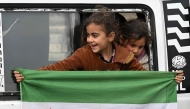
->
[142,63,149,71]
[123,57,146,71]
[38,49,84,71]
[138,53,149,70]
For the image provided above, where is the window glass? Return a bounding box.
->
[2,12,80,91]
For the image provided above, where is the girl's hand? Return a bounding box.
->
[175,70,184,84]
[14,71,24,83]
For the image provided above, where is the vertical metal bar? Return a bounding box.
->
[0,13,5,92]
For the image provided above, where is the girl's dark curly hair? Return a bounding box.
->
[81,5,119,45]
[116,19,153,47]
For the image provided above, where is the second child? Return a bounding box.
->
[117,19,183,83]
[117,19,152,70]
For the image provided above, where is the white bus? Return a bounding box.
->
[0,0,189,109]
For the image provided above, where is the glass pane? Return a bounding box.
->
[2,12,80,91]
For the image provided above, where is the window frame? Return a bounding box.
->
[0,3,158,99]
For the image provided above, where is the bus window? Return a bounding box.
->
[0,4,157,99]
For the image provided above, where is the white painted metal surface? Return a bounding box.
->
[0,0,189,109]
[0,101,21,109]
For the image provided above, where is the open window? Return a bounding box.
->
[0,4,157,99]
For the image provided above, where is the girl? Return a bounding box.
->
[14,9,146,82]
[117,19,183,83]
[117,19,152,70]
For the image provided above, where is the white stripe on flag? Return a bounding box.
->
[22,102,177,109]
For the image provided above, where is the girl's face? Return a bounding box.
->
[86,23,114,53]
[124,37,146,57]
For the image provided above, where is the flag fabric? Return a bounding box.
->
[17,68,177,109]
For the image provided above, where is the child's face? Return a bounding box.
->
[124,37,146,57]
[86,23,114,53]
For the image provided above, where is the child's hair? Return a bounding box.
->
[81,5,118,45]
[116,19,152,47]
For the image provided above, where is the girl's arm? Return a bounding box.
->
[14,48,85,82]
[38,49,84,71]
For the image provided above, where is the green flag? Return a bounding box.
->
[17,68,177,109]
